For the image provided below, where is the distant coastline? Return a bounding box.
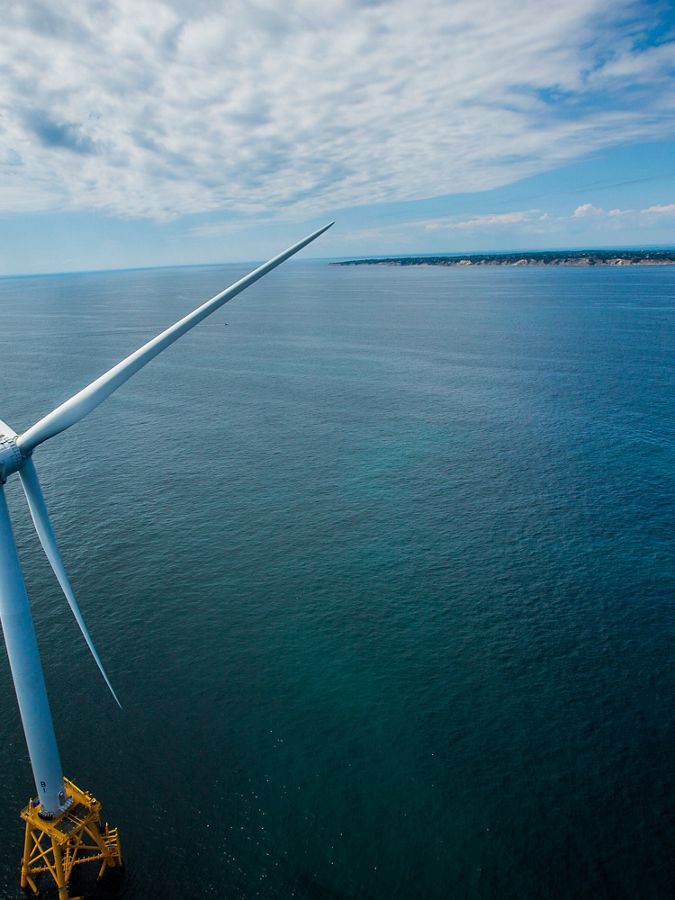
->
[335,250,675,268]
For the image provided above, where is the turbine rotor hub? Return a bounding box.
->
[0,425,23,483]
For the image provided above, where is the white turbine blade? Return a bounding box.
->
[18,457,122,708]
[17,222,334,453]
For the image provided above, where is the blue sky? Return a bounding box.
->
[1,0,674,275]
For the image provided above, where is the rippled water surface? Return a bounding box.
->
[0,262,673,898]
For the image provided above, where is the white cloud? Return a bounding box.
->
[424,210,536,231]
[334,196,675,240]
[0,0,673,221]
[573,203,604,217]
[570,202,675,222]
[642,203,675,215]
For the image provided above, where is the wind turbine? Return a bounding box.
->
[0,222,333,897]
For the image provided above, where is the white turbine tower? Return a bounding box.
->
[0,223,332,897]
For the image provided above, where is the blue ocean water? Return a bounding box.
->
[0,262,673,899]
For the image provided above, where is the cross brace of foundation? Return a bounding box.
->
[20,778,122,899]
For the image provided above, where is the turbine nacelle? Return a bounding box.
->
[0,420,23,483]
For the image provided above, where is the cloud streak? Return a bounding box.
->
[336,199,675,247]
[643,203,675,215]
[424,211,539,231]
[1,1,673,221]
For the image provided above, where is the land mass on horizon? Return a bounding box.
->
[335,249,675,267]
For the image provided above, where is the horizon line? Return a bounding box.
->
[2,242,675,280]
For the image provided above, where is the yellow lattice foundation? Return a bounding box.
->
[20,778,122,898]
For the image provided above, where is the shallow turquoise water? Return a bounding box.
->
[0,262,673,898]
